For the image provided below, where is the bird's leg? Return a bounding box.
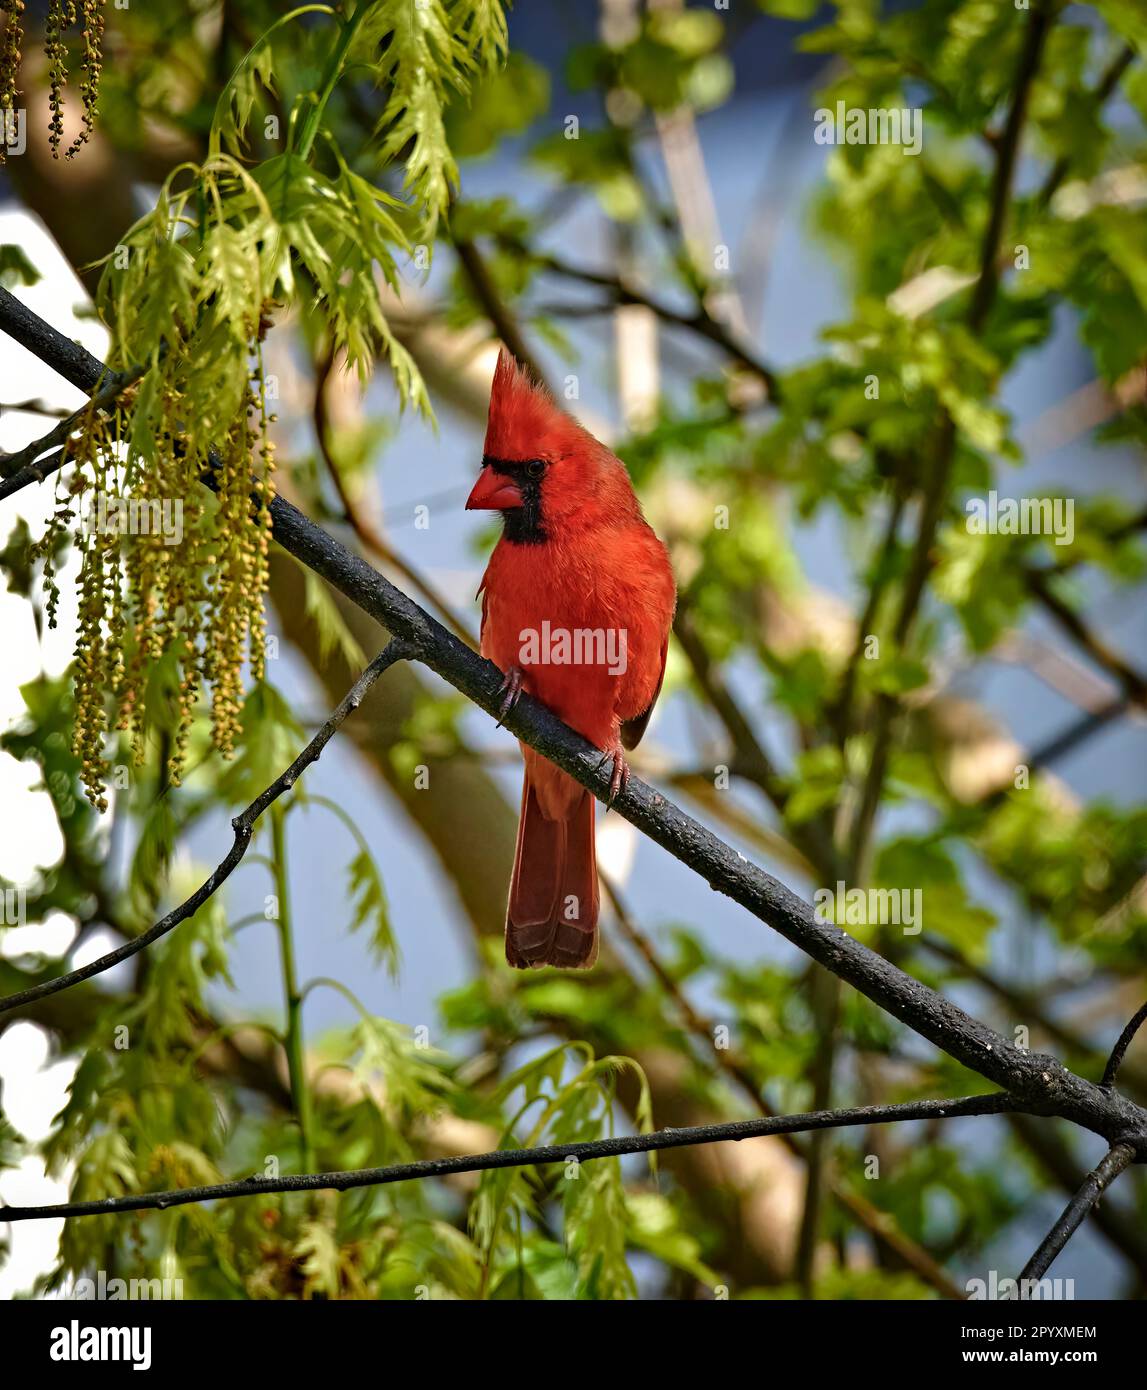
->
[594,740,631,805]
[495,664,526,727]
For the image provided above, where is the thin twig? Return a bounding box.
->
[848,0,1056,872]
[672,607,839,876]
[1102,1001,1147,1091]
[0,366,143,502]
[831,489,906,746]
[453,234,552,391]
[1036,45,1137,207]
[0,1093,1021,1224]
[0,398,73,419]
[312,346,478,647]
[1007,1114,1147,1279]
[0,642,409,1016]
[604,874,985,1300]
[1024,566,1147,712]
[509,241,781,400]
[1018,1142,1138,1287]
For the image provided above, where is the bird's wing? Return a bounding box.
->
[620,632,668,751]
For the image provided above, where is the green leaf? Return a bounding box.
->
[347,846,398,975]
[0,244,40,288]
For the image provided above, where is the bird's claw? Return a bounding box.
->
[596,745,631,806]
[495,665,525,727]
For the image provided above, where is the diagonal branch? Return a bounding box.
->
[1024,566,1147,712]
[2,287,1147,1156]
[672,608,840,877]
[1102,1001,1147,1092]
[1035,45,1137,208]
[502,239,781,400]
[453,233,552,390]
[312,344,478,647]
[0,1093,1021,1224]
[1007,1113,1147,1279]
[0,364,143,502]
[604,874,967,1299]
[0,640,410,1016]
[0,365,141,479]
[1017,1141,1137,1287]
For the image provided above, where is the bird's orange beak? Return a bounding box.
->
[466,466,524,511]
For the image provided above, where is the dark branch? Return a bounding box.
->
[0,641,409,1016]
[1036,45,1137,208]
[2,288,1147,1161]
[1018,1142,1137,1287]
[1102,1001,1147,1091]
[1007,1114,1147,1279]
[453,234,553,391]
[1024,566,1147,712]
[511,242,781,401]
[0,365,141,485]
[848,0,1056,871]
[603,873,965,1299]
[0,1093,1019,1224]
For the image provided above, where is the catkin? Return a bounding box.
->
[35,358,276,807]
[0,0,104,161]
[66,0,103,158]
[0,0,24,165]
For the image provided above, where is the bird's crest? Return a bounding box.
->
[484,347,579,461]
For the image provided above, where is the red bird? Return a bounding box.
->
[467,350,676,970]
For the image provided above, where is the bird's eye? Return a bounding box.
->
[526,459,546,479]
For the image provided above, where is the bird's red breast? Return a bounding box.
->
[468,349,676,969]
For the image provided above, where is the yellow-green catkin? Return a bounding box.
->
[0,0,24,165]
[250,346,277,683]
[68,403,116,812]
[54,356,277,807]
[44,0,69,159]
[4,0,103,162]
[66,0,103,159]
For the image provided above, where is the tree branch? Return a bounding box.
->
[602,873,966,1299]
[506,240,780,401]
[312,344,478,648]
[2,288,1146,1166]
[672,607,839,876]
[1035,45,1137,208]
[848,0,1057,871]
[0,1093,1020,1224]
[453,234,552,390]
[1024,566,1147,712]
[1007,1113,1147,1279]
[1018,1142,1137,1286]
[0,377,145,504]
[0,640,410,1016]
[1102,1000,1147,1092]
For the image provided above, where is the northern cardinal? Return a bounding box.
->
[467,349,676,970]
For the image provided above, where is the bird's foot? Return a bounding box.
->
[595,743,631,806]
[495,665,526,727]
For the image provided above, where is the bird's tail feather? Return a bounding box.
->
[506,773,598,969]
